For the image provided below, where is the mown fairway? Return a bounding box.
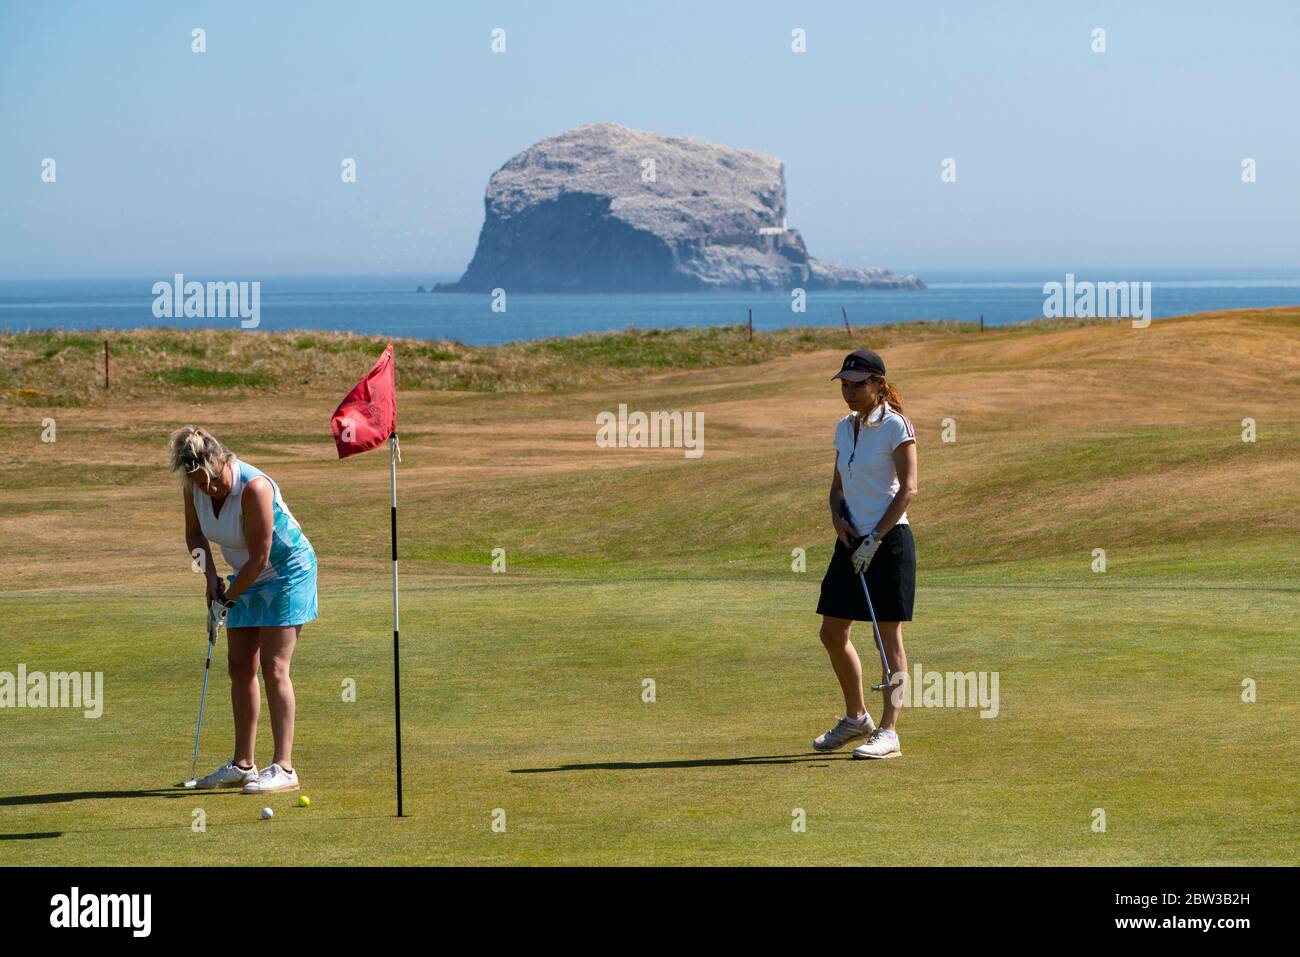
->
[2,309,1297,865]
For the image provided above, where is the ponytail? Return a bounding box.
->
[865,376,905,421]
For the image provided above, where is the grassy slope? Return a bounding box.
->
[1,308,1297,865]
[0,321,991,404]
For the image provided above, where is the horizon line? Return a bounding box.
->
[5,265,1300,284]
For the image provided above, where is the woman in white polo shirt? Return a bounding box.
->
[812,348,918,760]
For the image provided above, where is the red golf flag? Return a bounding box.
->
[330,343,405,815]
[331,344,397,458]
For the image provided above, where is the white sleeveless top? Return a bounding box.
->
[193,457,298,585]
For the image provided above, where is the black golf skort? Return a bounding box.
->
[816,524,916,622]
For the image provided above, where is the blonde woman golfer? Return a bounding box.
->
[170,426,317,792]
[813,349,917,759]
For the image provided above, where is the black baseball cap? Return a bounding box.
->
[832,348,886,382]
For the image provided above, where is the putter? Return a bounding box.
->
[176,602,225,788]
[840,500,895,693]
[856,569,894,692]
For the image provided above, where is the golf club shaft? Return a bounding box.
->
[188,622,216,782]
[842,504,894,691]
[857,570,892,689]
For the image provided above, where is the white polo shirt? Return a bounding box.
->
[834,402,916,534]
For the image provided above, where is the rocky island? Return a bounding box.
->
[436,123,922,293]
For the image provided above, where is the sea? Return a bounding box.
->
[1,270,1297,346]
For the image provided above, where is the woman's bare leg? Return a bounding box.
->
[226,627,260,767]
[877,621,908,731]
[258,625,299,769]
[819,616,867,719]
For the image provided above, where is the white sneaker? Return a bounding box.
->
[194,761,258,790]
[852,728,901,760]
[813,713,876,752]
[242,763,300,793]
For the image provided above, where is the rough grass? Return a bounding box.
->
[0,317,1113,405]
[154,367,275,388]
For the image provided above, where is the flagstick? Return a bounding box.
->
[390,431,404,817]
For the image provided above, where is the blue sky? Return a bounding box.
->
[2,0,1297,278]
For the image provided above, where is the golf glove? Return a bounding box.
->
[850,533,882,574]
[208,598,233,634]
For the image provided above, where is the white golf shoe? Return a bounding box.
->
[194,761,259,790]
[242,763,300,793]
[813,713,876,752]
[852,728,901,760]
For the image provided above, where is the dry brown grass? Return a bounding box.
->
[1,307,1298,592]
[0,318,1104,406]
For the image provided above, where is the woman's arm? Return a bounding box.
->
[224,478,274,603]
[870,440,918,538]
[828,457,855,546]
[183,487,225,603]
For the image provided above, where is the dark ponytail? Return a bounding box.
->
[866,376,905,419]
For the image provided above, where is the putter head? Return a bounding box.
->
[872,673,903,693]
[177,779,198,789]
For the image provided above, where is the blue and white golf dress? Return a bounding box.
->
[194,458,318,628]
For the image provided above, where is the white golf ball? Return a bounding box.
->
[260,807,274,820]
